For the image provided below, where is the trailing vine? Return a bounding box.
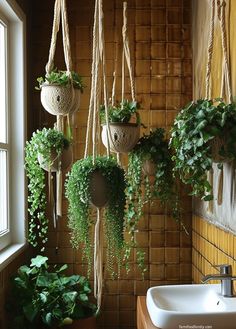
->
[25,127,69,250]
[170,99,236,200]
[65,156,126,276]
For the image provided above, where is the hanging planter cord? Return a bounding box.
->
[84,0,110,311]
[106,1,137,157]
[206,0,232,211]
[44,0,75,224]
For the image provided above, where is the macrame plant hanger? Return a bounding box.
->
[84,0,110,311]
[43,0,75,230]
[206,0,232,213]
[109,1,137,161]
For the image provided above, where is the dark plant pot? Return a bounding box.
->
[209,136,229,163]
[142,159,156,176]
[89,168,109,208]
[38,145,72,172]
[41,84,80,116]
[61,317,96,329]
[101,123,140,153]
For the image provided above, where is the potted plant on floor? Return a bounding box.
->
[25,127,71,249]
[100,100,141,153]
[126,128,182,239]
[65,156,126,275]
[7,255,97,329]
[36,69,85,116]
[170,99,236,201]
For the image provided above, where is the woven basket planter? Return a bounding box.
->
[142,159,156,176]
[209,136,229,163]
[101,123,140,153]
[38,145,72,172]
[41,84,80,116]
[89,169,109,208]
[68,88,81,114]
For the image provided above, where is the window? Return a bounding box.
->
[0,14,9,246]
[0,0,26,266]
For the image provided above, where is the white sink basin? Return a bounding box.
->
[146,284,236,329]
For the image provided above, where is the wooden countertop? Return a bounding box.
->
[137,296,161,329]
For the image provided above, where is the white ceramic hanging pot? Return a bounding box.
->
[89,169,109,208]
[101,123,140,153]
[38,145,73,172]
[40,84,77,116]
[142,159,156,176]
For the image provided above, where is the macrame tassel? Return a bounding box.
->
[217,167,224,205]
[48,171,57,228]
[94,208,103,310]
[56,115,64,132]
[207,168,214,213]
[56,167,62,217]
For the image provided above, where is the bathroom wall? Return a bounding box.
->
[30,1,192,329]
[192,0,236,282]
[0,1,192,329]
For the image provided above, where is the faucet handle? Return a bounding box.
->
[214,264,232,275]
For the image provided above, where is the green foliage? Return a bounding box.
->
[36,69,85,92]
[170,99,236,200]
[65,156,126,276]
[100,100,141,124]
[126,128,181,240]
[7,255,97,329]
[25,128,69,250]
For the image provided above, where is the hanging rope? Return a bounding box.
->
[84,0,111,310]
[217,0,232,102]
[205,0,215,213]
[94,208,103,310]
[205,0,215,99]
[122,2,135,103]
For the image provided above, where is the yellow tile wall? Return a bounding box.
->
[192,215,236,285]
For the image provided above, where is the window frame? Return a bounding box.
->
[0,0,27,269]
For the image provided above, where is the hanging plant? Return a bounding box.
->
[126,128,181,238]
[100,100,141,153]
[25,127,70,249]
[37,69,85,116]
[65,156,126,275]
[170,99,236,201]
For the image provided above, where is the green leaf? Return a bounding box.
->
[31,255,48,268]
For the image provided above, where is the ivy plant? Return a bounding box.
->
[25,128,70,250]
[7,255,97,329]
[170,99,236,201]
[126,128,181,241]
[100,99,141,124]
[36,69,85,92]
[65,156,126,276]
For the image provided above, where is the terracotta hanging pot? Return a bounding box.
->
[38,145,73,172]
[40,84,79,116]
[142,159,156,176]
[89,168,109,208]
[101,123,140,153]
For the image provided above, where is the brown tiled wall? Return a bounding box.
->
[192,215,236,285]
[0,1,193,329]
[30,1,192,329]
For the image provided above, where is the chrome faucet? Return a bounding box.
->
[201,264,236,297]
